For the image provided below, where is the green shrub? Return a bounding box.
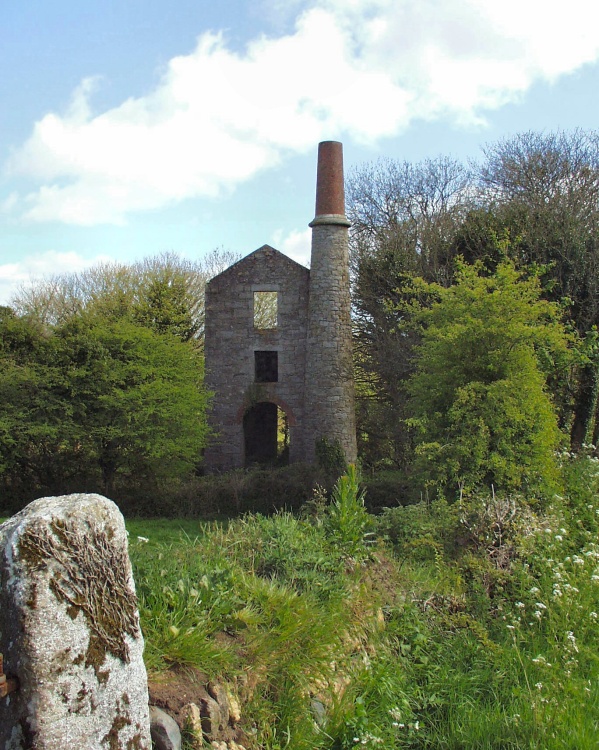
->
[325,465,374,560]
[109,463,321,518]
[315,436,348,480]
[406,258,570,499]
[362,470,411,513]
[376,498,459,560]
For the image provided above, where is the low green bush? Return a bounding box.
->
[105,463,321,518]
[376,497,459,559]
[324,464,374,560]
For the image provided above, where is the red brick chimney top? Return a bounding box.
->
[314,141,346,217]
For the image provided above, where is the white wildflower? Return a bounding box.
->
[532,656,552,666]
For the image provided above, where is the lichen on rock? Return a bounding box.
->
[0,493,151,750]
[18,515,139,673]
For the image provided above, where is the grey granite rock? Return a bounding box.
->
[0,494,151,749]
[150,705,182,750]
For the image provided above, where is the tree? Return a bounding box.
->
[10,248,240,343]
[56,316,210,494]
[477,129,599,448]
[348,155,473,283]
[346,157,474,468]
[132,271,198,340]
[406,258,572,498]
[0,309,81,498]
[0,310,210,507]
[347,130,599,463]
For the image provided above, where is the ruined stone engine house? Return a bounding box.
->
[204,141,357,471]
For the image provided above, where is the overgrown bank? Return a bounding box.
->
[129,457,599,749]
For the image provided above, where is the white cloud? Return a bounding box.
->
[272,227,311,265]
[6,0,599,225]
[0,251,111,305]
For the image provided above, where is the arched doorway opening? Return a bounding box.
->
[243,402,289,467]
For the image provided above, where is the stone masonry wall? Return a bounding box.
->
[304,221,357,464]
[204,246,310,472]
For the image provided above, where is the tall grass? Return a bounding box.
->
[128,457,599,749]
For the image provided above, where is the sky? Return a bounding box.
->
[1,0,599,304]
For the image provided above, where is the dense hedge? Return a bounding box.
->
[1,462,413,520]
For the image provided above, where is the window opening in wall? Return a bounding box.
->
[255,351,278,382]
[254,291,278,329]
[243,403,289,467]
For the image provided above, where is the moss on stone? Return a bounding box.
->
[102,713,131,749]
[18,517,139,679]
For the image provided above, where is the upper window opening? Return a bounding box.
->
[254,291,278,329]
[255,351,278,383]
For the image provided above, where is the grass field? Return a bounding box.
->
[3,456,599,748]
[127,461,599,749]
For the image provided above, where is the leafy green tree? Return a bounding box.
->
[477,129,599,448]
[347,157,473,468]
[132,273,197,340]
[0,309,210,507]
[0,309,79,498]
[54,316,210,494]
[10,248,239,342]
[406,259,572,498]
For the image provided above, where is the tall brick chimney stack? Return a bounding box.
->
[314,140,346,218]
[304,141,357,464]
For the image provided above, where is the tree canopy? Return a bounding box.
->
[10,248,239,342]
[347,129,599,474]
[406,259,571,497]
[3,127,598,510]
[0,309,209,510]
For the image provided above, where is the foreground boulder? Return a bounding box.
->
[0,493,151,749]
[150,705,182,750]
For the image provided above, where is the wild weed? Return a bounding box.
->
[129,533,240,674]
[127,457,599,749]
[325,464,374,560]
